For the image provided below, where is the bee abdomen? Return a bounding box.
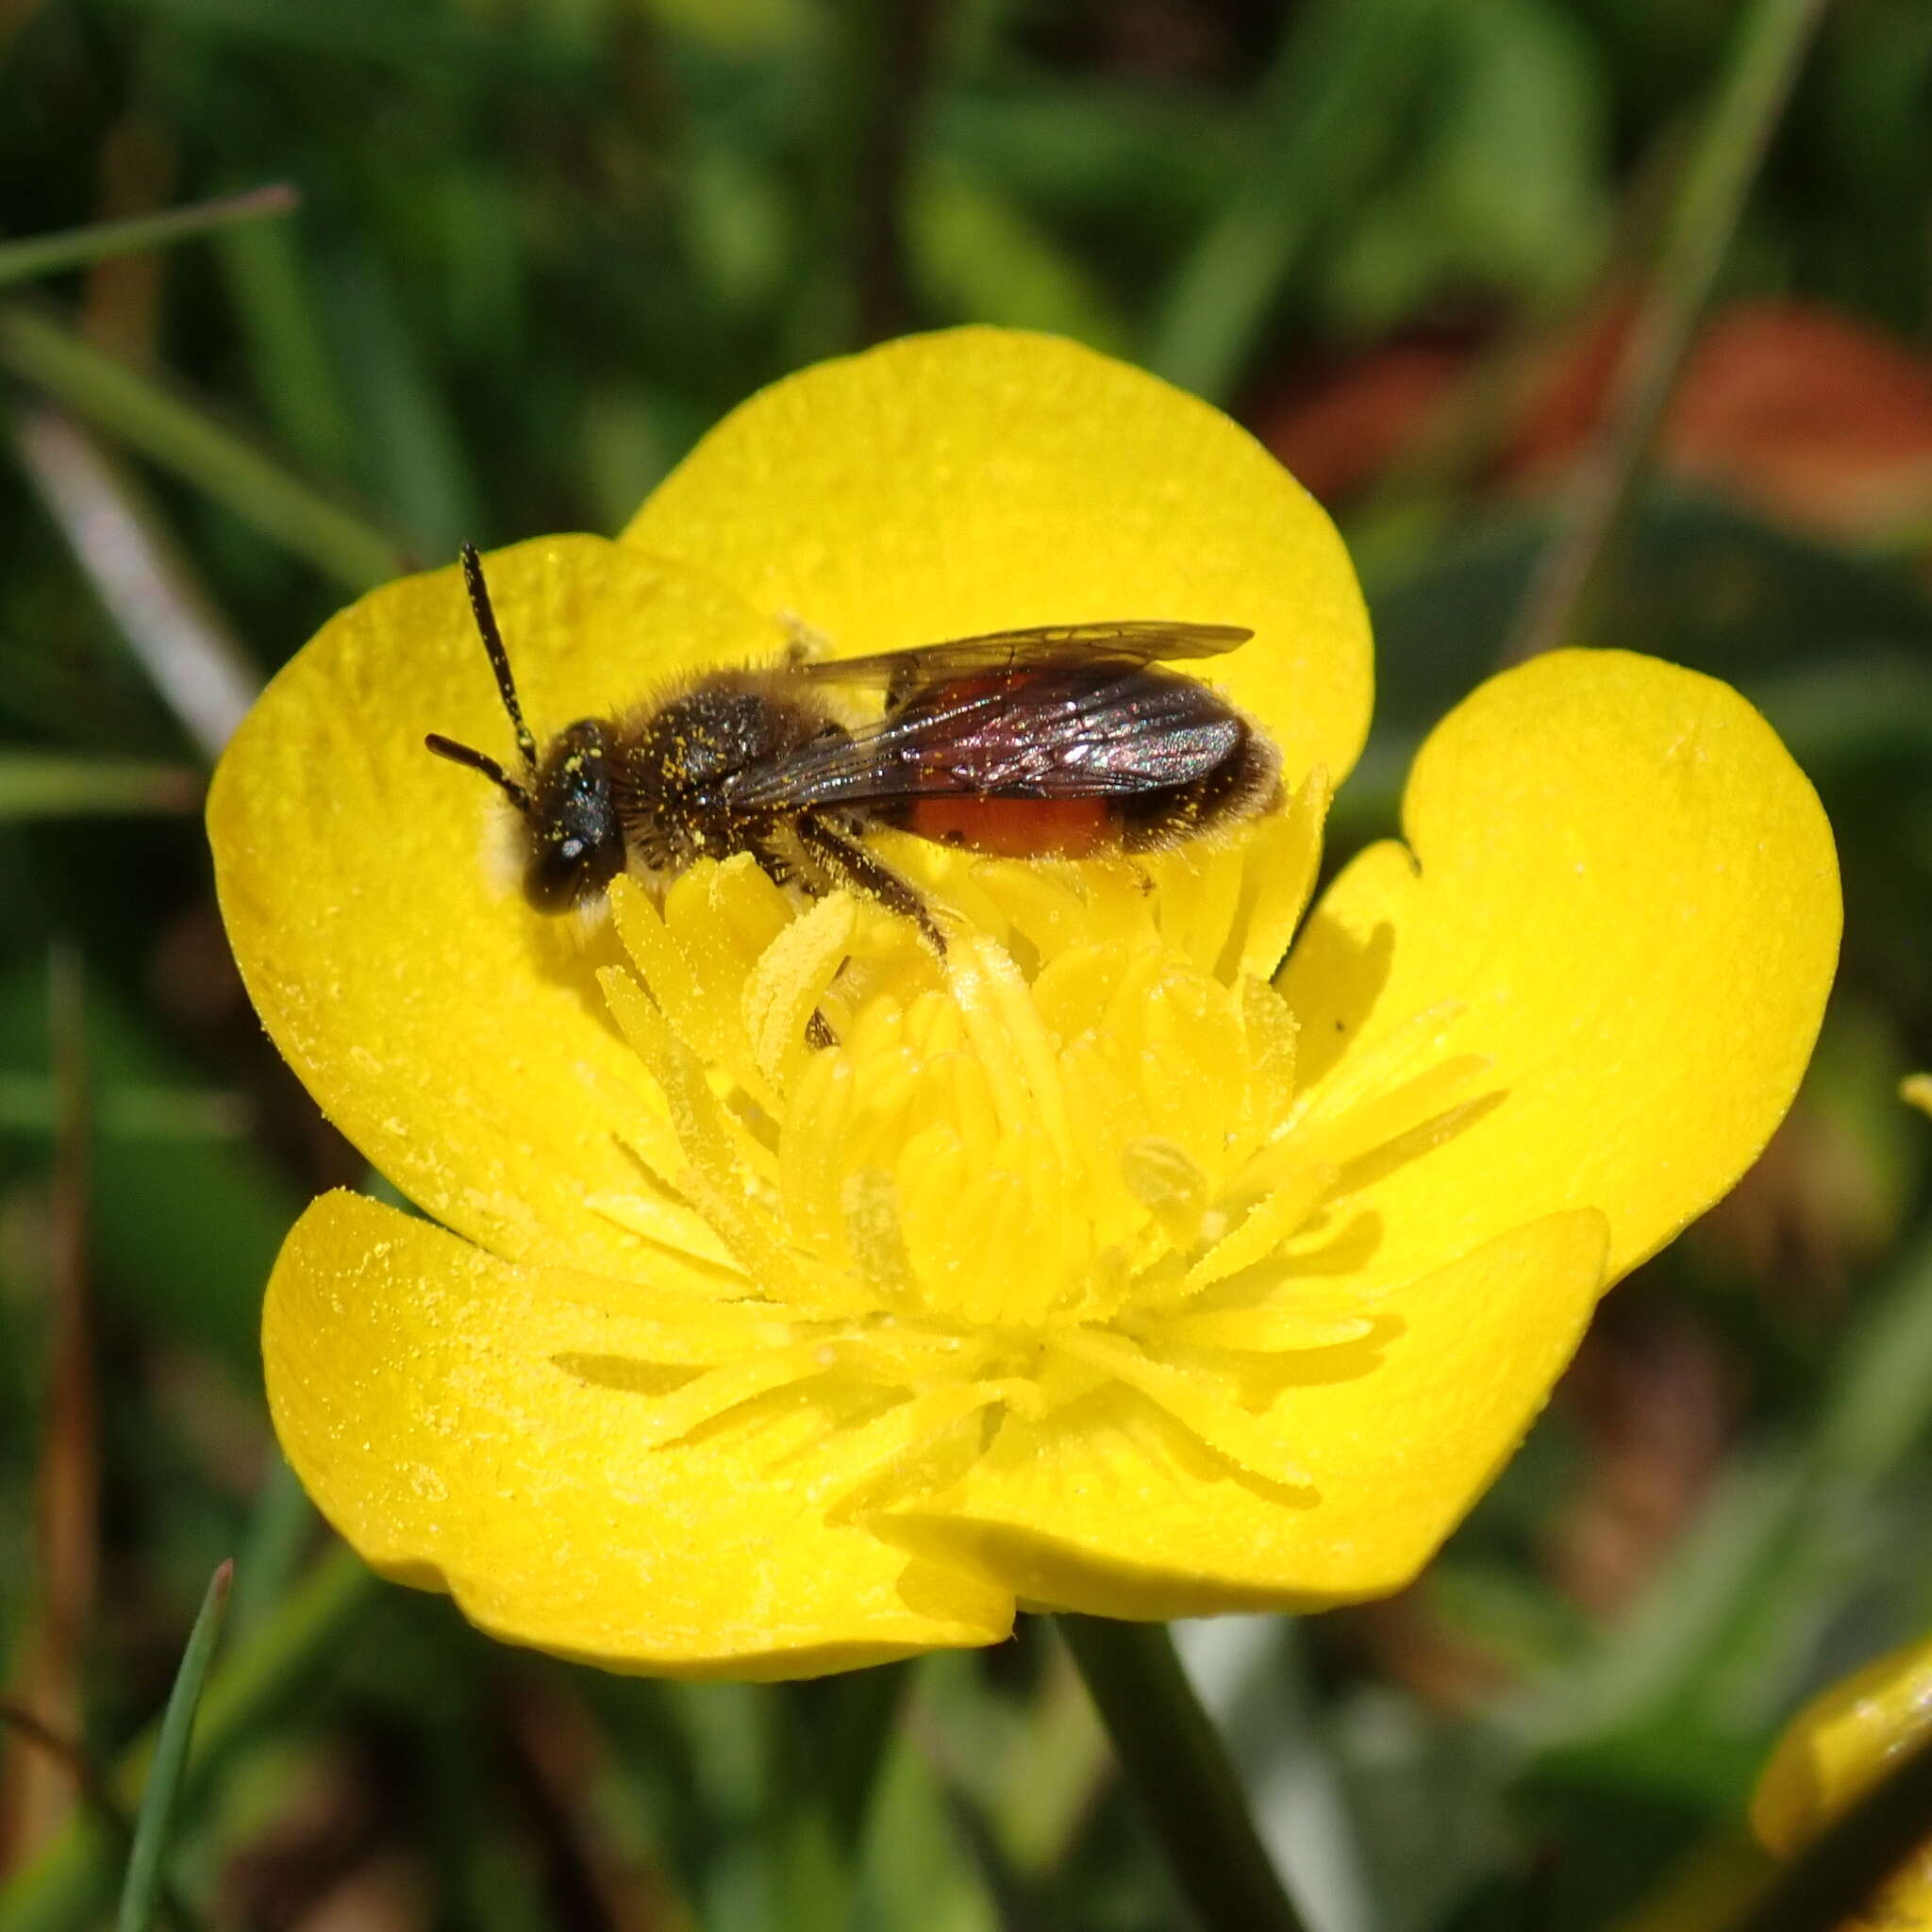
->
[1115,715,1281,851]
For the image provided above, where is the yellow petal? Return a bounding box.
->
[623,326,1372,791]
[1278,648,1840,1291]
[1752,1634,1932,1925]
[208,535,785,1273]
[265,1191,1014,1677]
[881,1208,1609,1615]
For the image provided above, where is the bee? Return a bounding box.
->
[425,546,1280,952]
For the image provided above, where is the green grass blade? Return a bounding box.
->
[0,756,200,822]
[113,1561,232,1932]
[0,306,406,591]
[1514,1220,1932,1750]
[1501,0,1834,661]
[0,1074,246,1141]
[215,203,355,476]
[1058,1615,1310,1932]
[0,186,297,291]
[1143,0,1444,404]
[226,1457,318,1640]
[317,247,481,558]
[766,1663,911,1931]
[0,1550,375,1932]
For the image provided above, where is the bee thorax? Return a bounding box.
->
[613,672,837,872]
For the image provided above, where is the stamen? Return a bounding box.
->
[953,1164,1033,1325]
[601,966,841,1310]
[841,1168,918,1307]
[1058,1037,1151,1227]
[1180,1159,1337,1295]
[780,1049,857,1253]
[822,1385,1007,1522]
[1121,1137,1210,1249]
[612,879,778,1117]
[1150,841,1244,974]
[742,891,858,1088]
[1057,1330,1313,1491]
[1135,969,1247,1169]
[903,989,967,1058]
[601,1341,836,1448]
[973,863,1091,958]
[1153,1305,1375,1353]
[946,932,1073,1163]
[1294,1053,1492,1176]
[586,1190,746,1273]
[1282,999,1469,1136]
[1237,974,1300,1145]
[897,1123,971,1294]
[1223,766,1329,983]
[1078,862,1161,952]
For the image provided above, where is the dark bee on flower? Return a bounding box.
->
[425,546,1280,952]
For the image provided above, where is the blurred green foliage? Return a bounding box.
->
[1,1,1931,1927]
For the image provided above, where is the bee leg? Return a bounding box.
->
[747,832,841,1048]
[747,838,804,892]
[794,814,946,957]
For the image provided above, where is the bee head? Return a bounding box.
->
[522,720,625,911]
[425,545,625,915]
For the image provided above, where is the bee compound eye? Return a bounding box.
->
[523,827,625,914]
[523,848,585,914]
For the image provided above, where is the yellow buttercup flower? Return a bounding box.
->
[1753,1633,1932,1924]
[208,328,1840,1678]
[1903,1074,1932,1116]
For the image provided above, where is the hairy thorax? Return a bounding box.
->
[612,671,840,872]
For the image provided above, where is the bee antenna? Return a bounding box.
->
[459,543,537,771]
[425,732,533,812]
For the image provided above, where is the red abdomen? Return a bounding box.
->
[906,794,1114,858]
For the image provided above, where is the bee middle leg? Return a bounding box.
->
[743,832,840,1047]
[794,814,946,956]
[747,837,803,892]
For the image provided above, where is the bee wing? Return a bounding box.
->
[722,663,1246,812]
[791,620,1254,693]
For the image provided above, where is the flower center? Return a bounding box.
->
[575,771,1491,1514]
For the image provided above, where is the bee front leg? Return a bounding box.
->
[793,814,946,956]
